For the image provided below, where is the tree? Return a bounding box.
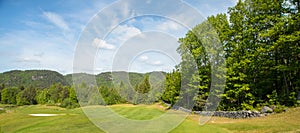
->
[35,89,50,104]
[16,86,37,105]
[1,87,20,104]
[162,70,181,106]
[220,0,299,109]
[48,83,63,103]
[0,83,5,103]
[137,75,151,94]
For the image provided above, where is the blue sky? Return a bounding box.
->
[0,0,236,74]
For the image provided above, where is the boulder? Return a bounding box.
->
[261,106,273,113]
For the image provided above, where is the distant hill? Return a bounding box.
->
[0,70,68,88]
[0,70,166,89]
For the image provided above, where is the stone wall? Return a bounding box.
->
[174,106,262,119]
[194,110,262,119]
[162,102,263,119]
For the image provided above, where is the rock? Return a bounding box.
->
[259,113,266,117]
[261,106,273,113]
[252,111,261,117]
[0,108,4,111]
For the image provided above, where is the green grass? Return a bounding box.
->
[110,104,165,120]
[0,105,102,133]
[0,104,299,133]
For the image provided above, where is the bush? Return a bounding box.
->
[60,98,79,109]
[273,104,287,113]
[46,100,56,106]
[287,92,297,106]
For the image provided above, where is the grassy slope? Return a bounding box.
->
[0,104,299,133]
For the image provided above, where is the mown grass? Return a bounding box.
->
[0,104,299,133]
[0,105,103,133]
[109,104,165,120]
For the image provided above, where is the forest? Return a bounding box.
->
[0,0,299,112]
[162,0,300,111]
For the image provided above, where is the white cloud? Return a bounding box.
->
[92,38,116,50]
[149,61,163,66]
[108,25,142,45]
[15,57,40,64]
[138,55,148,62]
[43,11,69,30]
[156,21,181,31]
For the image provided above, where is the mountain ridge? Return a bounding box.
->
[0,69,166,88]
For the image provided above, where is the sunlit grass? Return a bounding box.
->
[0,105,103,133]
[110,104,165,120]
[0,104,299,132]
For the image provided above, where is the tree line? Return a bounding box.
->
[0,74,156,109]
[0,83,79,108]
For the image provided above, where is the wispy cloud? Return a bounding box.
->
[92,38,116,50]
[148,60,163,66]
[43,11,69,30]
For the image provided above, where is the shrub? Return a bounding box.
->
[273,104,287,113]
[60,98,79,109]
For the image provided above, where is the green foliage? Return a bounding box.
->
[60,98,79,109]
[162,70,181,105]
[99,86,125,105]
[35,89,50,104]
[48,83,63,103]
[164,0,300,111]
[287,91,298,106]
[272,104,287,113]
[17,86,37,105]
[136,75,150,94]
[0,83,5,103]
[0,70,67,88]
[1,87,20,104]
[267,90,278,105]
